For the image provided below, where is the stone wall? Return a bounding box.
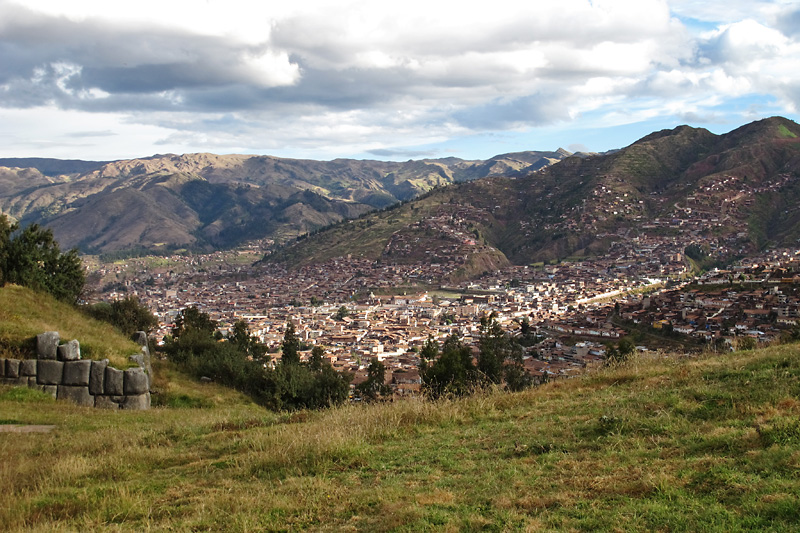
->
[0,331,151,410]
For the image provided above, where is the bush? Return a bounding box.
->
[0,216,85,304]
[84,296,158,337]
[163,311,352,411]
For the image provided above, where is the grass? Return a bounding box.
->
[0,284,140,368]
[2,341,800,531]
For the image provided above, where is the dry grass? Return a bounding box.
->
[0,284,140,367]
[2,342,800,530]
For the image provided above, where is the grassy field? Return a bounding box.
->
[2,341,800,531]
[0,284,141,368]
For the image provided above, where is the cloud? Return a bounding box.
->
[66,130,117,138]
[0,0,799,160]
[365,148,438,159]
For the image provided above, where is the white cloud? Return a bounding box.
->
[0,0,798,159]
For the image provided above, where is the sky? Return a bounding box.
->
[1,0,799,162]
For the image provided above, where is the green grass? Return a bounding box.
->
[2,342,800,531]
[777,124,798,139]
[0,284,140,367]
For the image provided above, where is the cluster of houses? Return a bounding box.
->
[87,175,800,396]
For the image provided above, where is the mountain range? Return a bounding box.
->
[2,117,799,270]
[271,116,800,275]
[0,150,570,254]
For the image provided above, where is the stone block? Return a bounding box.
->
[105,367,124,395]
[133,331,148,347]
[124,367,149,395]
[89,360,108,395]
[37,360,64,385]
[63,360,92,386]
[5,359,20,379]
[0,358,5,378]
[36,331,59,360]
[122,392,150,410]
[57,385,94,407]
[20,359,37,377]
[39,385,57,398]
[28,376,38,387]
[94,395,121,409]
[57,339,81,361]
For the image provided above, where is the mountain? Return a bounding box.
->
[0,151,570,254]
[272,117,800,274]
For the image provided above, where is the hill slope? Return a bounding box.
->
[0,150,569,254]
[0,284,140,368]
[2,342,799,530]
[274,116,800,269]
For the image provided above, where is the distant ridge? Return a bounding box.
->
[0,150,569,254]
[271,116,800,275]
[0,158,109,176]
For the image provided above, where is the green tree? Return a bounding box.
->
[335,305,350,321]
[172,305,218,339]
[281,322,301,365]
[419,336,439,366]
[0,218,85,303]
[477,315,529,391]
[356,358,391,401]
[228,319,268,362]
[86,296,158,337]
[309,345,325,372]
[420,333,478,399]
[605,337,635,364]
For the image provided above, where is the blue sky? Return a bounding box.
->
[0,0,798,161]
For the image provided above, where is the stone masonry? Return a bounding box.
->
[0,331,150,410]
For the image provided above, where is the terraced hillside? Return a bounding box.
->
[273,117,800,270]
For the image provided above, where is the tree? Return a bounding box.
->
[0,217,85,303]
[335,305,350,321]
[419,336,439,367]
[85,296,158,337]
[0,215,12,284]
[477,315,530,391]
[172,305,218,339]
[228,319,268,362]
[420,333,478,399]
[281,322,301,365]
[605,337,635,364]
[274,344,352,410]
[309,345,325,372]
[356,358,391,401]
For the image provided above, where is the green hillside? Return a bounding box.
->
[0,284,140,368]
[2,341,800,530]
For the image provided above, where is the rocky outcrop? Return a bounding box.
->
[0,331,150,410]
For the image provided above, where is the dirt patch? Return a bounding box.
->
[0,424,56,433]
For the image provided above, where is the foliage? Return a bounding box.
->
[605,337,635,364]
[274,325,352,410]
[355,358,391,401]
[0,215,85,304]
[280,322,301,365]
[171,305,219,339]
[334,305,350,321]
[477,314,531,391]
[84,296,158,337]
[164,314,350,410]
[419,334,479,399]
[228,319,268,362]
